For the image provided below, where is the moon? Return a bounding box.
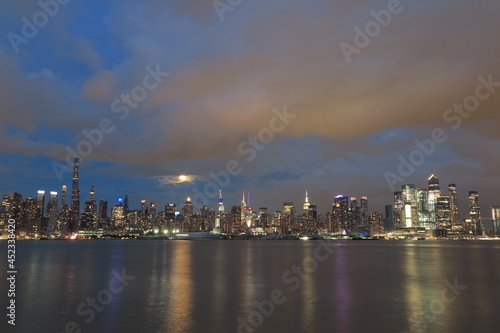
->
[178,175,188,181]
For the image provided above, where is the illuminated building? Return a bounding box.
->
[427,174,441,224]
[369,212,384,236]
[182,197,195,230]
[46,191,59,235]
[416,187,434,230]
[81,185,97,230]
[20,196,37,229]
[0,193,23,226]
[98,199,108,227]
[165,203,177,230]
[469,191,484,236]
[215,191,224,228]
[401,185,417,228]
[448,184,460,231]
[492,206,500,236]
[69,158,80,233]
[111,198,125,226]
[332,195,349,233]
[303,191,310,214]
[436,196,451,230]
[350,197,360,229]
[393,191,403,229]
[360,196,369,227]
[241,191,252,228]
[36,190,46,218]
[59,185,69,233]
[282,201,295,234]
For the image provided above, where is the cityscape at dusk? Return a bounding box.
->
[1,157,500,239]
[1,1,500,332]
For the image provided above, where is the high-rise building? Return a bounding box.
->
[81,185,97,230]
[436,196,451,231]
[385,205,393,232]
[215,191,224,228]
[393,191,403,229]
[369,212,384,236]
[69,158,80,233]
[241,191,252,228]
[98,199,108,227]
[303,191,310,214]
[427,174,441,227]
[111,198,125,227]
[492,206,500,236]
[36,190,46,219]
[399,185,416,228]
[332,195,349,233]
[360,196,369,227]
[469,191,484,236]
[282,201,295,234]
[20,196,37,229]
[448,184,460,231]
[165,203,176,230]
[46,191,59,236]
[416,188,434,229]
[182,197,195,230]
[350,197,360,229]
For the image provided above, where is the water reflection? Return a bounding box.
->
[164,241,194,333]
[332,243,351,332]
[300,244,318,332]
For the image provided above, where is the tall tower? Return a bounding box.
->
[469,191,484,236]
[428,174,441,225]
[47,191,59,236]
[303,191,310,214]
[215,190,224,228]
[492,206,500,236]
[69,158,81,233]
[36,190,46,219]
[448,184,460,230]
[61,185,67,208]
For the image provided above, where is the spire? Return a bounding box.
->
[247,192,250,206]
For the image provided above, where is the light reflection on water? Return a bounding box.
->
[3,240,500,333]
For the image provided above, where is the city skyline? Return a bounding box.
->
[2,157,498,235]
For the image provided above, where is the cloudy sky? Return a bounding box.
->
[0,0,499,218]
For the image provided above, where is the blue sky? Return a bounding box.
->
[1,0,499,216]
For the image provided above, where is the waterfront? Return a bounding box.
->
[1,240,500,332]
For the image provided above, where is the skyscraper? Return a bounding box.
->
[360,196,369,227]
[36,190,46,219]
[303,191,310,214]
[385,205,393,232]
[393,191,403,229]
[69,158,80,233]
[492,206,500,236]
[81,185,97,230]
[215,191,224,228]
[46,191,59,236]
[427,174,441,226]
[332,195,349,233]
[469,191,484,236]
[448,184,460,230]
[241,191,252,228]
[436,196,451,231]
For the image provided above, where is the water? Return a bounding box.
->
[1,240,500,333]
